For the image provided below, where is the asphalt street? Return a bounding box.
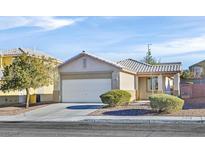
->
[0,122,205,137]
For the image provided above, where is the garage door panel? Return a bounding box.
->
[62,79,111,102]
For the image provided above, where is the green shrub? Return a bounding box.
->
[149,94,184,113]
[100,89,131,107]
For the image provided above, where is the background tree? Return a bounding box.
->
[0,52,57,108]
[142,50,158,65]
[180,70,194,79]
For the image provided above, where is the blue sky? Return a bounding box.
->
[0,16,205,68]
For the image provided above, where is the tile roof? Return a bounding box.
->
[189,59,205,68]
[59,51,182,74]
[117,59,182,74]
[0,48,62,63]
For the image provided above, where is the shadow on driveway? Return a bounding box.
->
[66,105,103,110]
[103,109,155,116]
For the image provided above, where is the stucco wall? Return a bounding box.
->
[53,90,60,102]
[0,85,54,96]
[40,94,53,102]
[0,90,20,96]
[119,72,135,100]
[35,85,54,94]
[119,72,135,90]
[59,55,119,73]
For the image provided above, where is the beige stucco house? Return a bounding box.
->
[56,51,182,102]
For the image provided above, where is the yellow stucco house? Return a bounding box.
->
[0,48,61,105]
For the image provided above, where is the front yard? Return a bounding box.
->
[89,101,205,117]
[0,103,54,116]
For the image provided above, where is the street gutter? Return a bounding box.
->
[0,115,205,124]
[81,116,205,124]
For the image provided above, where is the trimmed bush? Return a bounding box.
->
[149,94,184,113]
[100,90,131,107]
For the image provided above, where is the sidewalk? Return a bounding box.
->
[0,114,205,124]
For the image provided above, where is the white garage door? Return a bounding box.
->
[62,79,111,102]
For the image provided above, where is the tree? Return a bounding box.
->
[0,52,57,108]
[180,70,194,79]
[142,50,158,65]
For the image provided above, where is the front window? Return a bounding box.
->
[147,77,158,91]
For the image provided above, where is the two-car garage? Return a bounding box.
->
[61,78,111,102]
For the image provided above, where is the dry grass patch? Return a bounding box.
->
[0,102,56,116]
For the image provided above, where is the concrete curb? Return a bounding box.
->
[0,115,205,124]
[82,119,205,124]
[81,116,205,124]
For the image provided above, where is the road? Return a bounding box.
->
[0,122,205,137]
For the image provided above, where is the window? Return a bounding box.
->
[147,77,158,91]
[193,66,203,78]
[83,58,87,68]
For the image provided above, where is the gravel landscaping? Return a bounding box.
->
[0,103,55,116]
[89,101,205,117]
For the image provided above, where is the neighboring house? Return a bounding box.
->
[56,51,182,102]
[0,48,61,105]
[189,60,205,79]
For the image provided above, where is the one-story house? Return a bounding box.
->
[56,51,182,102]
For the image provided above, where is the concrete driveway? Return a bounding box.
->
[0,103,103,121]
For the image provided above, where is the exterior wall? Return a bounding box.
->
[40,94,53,102]
[61,72,112,80]
[1,56,13,67]
[53,67,60,102]
[53,90,60,102]
[119,72,135,90]
[119,72,135,101]
[0,90,20,96]
[35,85,54,94]
[59,55,119,73]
